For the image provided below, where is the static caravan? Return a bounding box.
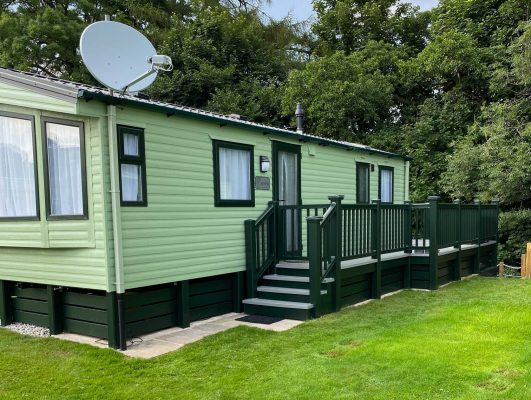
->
[0,68,498,349]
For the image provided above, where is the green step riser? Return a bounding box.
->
[257,291,311,303]
[275,268,310,277]
[243,304,312,321]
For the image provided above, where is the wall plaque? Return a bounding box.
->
[255,176,271,191]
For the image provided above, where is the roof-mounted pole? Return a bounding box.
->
[295,102,304,133]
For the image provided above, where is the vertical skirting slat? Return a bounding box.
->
[232,272,245,313]
[428,196,440,290]
[46,285,63,335]
[0,280,13,327]
[177,280,190,328]
[106,292,120,349]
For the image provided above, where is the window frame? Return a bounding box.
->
[0,111,40,221]
[117,125,148,207]
[356,162,371,204]
[378,165,394,204]
[212,140,255,207]
[42,117,88,220]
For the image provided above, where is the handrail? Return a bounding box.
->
[321,202,336,223]
[255,202,274,225]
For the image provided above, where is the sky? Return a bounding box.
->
[264,0,440,21]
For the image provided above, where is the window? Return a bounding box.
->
[356,162,370,203]
[213,140,254,207]
[0,112,38,219]
[379,166,394,203]
[118,126,147,206]
[43,118,87,218]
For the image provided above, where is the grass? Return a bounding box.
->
[0,277,530,399]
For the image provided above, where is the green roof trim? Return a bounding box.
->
[78,89,411,161]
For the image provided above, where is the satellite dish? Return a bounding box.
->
[79,20,172,93]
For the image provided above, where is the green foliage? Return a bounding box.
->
[498,209,531,265]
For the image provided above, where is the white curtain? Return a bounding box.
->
[123,133,139,156]
[121,164,142,201]
[46,123,83,216]
[0,116,36,217]
[380,169,393,203]
[278,150,299,252]
[219,147,250,200]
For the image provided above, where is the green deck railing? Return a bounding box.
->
[245,196,499,309]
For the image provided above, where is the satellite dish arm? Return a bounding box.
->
[121,54,173,93]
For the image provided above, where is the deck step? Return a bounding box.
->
[242,298,314,320]
[276,261,310,277]
[261,274,333,289]
[257,285,326,302]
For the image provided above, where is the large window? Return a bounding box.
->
[356,162,370,203]
[0,112,38,219]
[379,166,394,203]
[213,140,254,207]
[43,118,87,218]
[118,125,147,206]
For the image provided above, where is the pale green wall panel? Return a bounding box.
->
[115,107,407,289]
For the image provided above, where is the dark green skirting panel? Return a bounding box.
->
[62,289,109,340]
[190,273,235,322]
[381,266,406,295]
[12,284,49,327]
[125,285,178,338]
[0,280,13,326]
[340,267,372,307]
[410,257,430,289]
[479,244,498,276]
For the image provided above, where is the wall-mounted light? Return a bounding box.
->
[260,156,270,173]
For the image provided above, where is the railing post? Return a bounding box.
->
[474,199,481,274]
[492,199,499,268]
[371,199,382,299]
[428,196,440,290]
[270,201,279,265]
[453,199,462,281]
[307,216,323,317]
[404,201,412,289]
[245,219,258,298]
[328,195,344,311]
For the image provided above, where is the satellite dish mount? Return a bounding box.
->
[121,54,173,93]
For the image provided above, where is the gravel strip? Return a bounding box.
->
[4,323,50,338]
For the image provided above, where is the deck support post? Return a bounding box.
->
[307,216,323,317]
[0,280,13,327]
[177,280,190,328]
[232,272,245,312]
[371,200,382,299]
[328,195,344,311]
[46,285,63,335]
[404,201,412,289]
[453,199,462,281]
[244,219,257,298]
[474,199,481,274]
[428,196,440,290]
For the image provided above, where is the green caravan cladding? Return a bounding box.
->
[0,68,410,292]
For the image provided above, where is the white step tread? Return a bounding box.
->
[243,298,314,309]
[276,261,310,269]
[257,286,327,295]
[262,274,334,283]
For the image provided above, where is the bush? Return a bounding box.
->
[498,209,531,265]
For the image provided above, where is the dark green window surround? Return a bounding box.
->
[0,111,39,221]
[117,125,147,207]
[212,140,255,207]
[378,166,394,204]
[42,117,88,220]
[356,162,370,204]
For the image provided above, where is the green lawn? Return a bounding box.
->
[0,277,529,399]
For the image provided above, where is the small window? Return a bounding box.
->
[379,166,394,203]
[213,140,254,207]
[0,112,38,219]
[43,118,87,219]
[118,126,147,206]
[356,162,370,203]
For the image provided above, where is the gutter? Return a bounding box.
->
[79,90,412,161]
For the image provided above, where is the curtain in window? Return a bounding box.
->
[121,164,142,201]
[219,147,250,200]
[123,133,139,156]
[0,116,36,217]
[380,169,393,203]
[46,123,83,216]
[357,165,369,203]
[278,150,299,252]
